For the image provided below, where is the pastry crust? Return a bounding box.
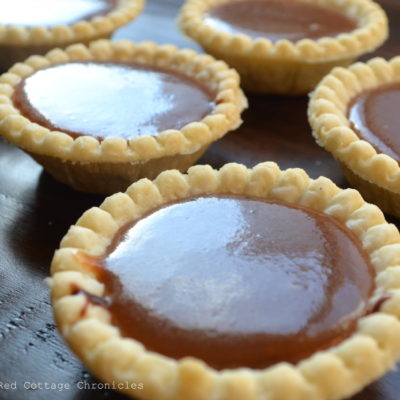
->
[50,162,400,400]
[179,0,388,94]
[309,56,400,217]
[0,39,246,193]
[0,0,145,70]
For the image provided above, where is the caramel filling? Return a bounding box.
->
[13,62,215,140]
[348,82,400,163]
[80,196,374,369]
[0,0,116,27]
[204,0,357,42]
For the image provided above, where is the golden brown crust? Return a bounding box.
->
[179,0,388,94]
[308,56,400,216]
[50,162,400,400]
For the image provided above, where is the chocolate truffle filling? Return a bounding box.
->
[348,82,400,163]
[0,0,116,27]
[204,0,357,42]
[13,62,215,140]
[79,196,374,369]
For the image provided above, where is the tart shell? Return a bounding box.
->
[0,0,145,71]
[309,56,400,217]
[179,0,388,95]
[50,162,400,400]
[29,146,208,194]
[0,40,247,194]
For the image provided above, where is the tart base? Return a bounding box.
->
[340,162,400,218]
[202,45,356,94]
[30,145,208,194]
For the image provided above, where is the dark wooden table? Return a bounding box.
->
[1,1,399,399]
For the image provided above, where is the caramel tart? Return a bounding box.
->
[309,57,400,217]
[0,0,144,71]
[179,0,388,94]
[0,40,246,194]
[50,162,400,400]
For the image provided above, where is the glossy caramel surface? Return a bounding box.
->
[0,0,115,27]
[100,196,374,369]
[349,83,400,163]
[13,62,215,140]
[204,0,357,42]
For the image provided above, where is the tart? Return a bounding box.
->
[179,0,388,95]
[0,39,246,194]
[49,162,400,400]
[309,56,400,217]
[0,0,144,71]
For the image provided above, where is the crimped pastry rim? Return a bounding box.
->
[50,162,400,400]
[309,56,400,194]
[179,0,388,62]
[0,39,246,163]
[0,0,144,47]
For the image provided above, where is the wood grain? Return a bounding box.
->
[0,0,399,399]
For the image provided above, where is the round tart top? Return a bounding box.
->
[204,0,357,42]
[12,61,216,140]
[348,82,400,163]
[50,163,400,400]
[0,0,116,27]
[88,195,374,369]
[0,40,246,164]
